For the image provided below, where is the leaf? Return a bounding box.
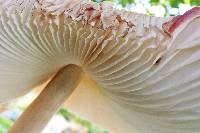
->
[184,0,190,4]
[59,108,108,133]
[150,0,160,5]
[119,0,135,7]
[169,0,184,8]
[190,0,200,5]
[0,116,13,133]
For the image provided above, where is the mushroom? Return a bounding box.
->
[0,0,200,133]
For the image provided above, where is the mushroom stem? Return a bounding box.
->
[8,64,83,133]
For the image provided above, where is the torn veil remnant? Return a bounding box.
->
[0,0,200,133]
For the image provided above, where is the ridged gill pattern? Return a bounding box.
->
[1,0,200,133]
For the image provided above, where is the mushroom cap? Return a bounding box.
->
[1,0,200,133]
[0,0,168,101]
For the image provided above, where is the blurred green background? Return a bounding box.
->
[0,0,199,133]
[93,0,199,16]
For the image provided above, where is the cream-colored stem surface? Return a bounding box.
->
[8,64,83,133]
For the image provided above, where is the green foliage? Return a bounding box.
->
[92,0,200,16]
[59,108,108,133]
[190,0,200,5]
[169,0,184,8]
[150,0,160,5]
[119,0,135,7]
[92,0,200,7]
[0,116,13,133]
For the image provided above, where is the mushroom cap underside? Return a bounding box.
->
[1,0,200,133]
